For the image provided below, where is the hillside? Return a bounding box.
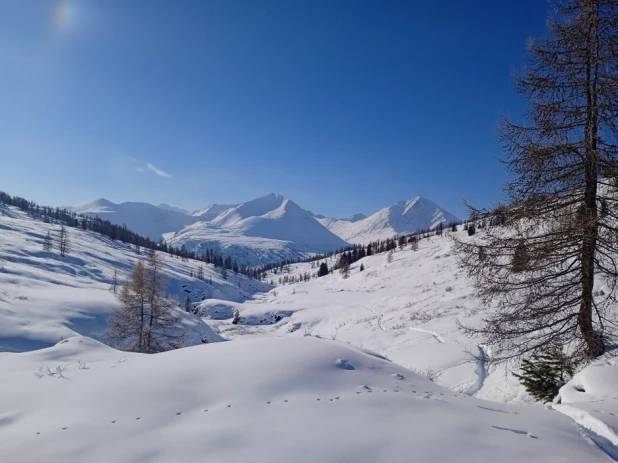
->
[0,204,270,353]
[317,196,459,243]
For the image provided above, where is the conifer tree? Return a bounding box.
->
[513,344,574,403]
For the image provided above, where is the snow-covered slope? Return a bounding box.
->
[0,205,271,353]
[191,202,239,220]
[1,334,610,463]
[318,196,459,243]
[71,198,195,241]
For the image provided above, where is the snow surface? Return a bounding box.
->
[317,196,460,243]
[1,335,611,463]
[3,207,618,460]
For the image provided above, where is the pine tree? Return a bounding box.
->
[221,267,228,280]
[411,238,419,252]
[318,262,329,277]
[387,249,394,264]
[232,308,240,325]
[455,0,618,362]
[184,296,192,313]
[196,265,205,280]
[360,263,365,272]
[513,344,574,403]
[467,224,475,237]
[43,230,52,251]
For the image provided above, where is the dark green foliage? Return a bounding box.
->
[318,262,329,277]
[513,345,574,403]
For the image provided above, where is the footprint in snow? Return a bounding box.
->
[111,421,116,424]
[204,409,208,412]
[136,417,141,420]
[284,400,288,403]
[62,427,67,430]
[176,412,182,416]
[227,405,232,408]
[266,401,271,404]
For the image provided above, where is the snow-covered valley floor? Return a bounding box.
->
[1,205,617,462]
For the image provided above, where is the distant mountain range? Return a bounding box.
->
[72,194,459,265]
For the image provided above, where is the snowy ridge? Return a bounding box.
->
[317,196,460,243]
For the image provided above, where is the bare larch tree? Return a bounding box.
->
[107,250,183,353]
[455,0,618,363]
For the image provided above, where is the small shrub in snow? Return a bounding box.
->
[445,286,453,292]
[411,367,443,383]
[513,344,574,403]
[232,309,240,325]
[467,224,476,236]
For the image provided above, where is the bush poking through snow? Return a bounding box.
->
[34,365,70,379]
[513,344,574,403]
[411,366,444,383]
[232,309,240,325]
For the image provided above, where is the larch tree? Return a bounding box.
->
[58,224,70,257]
[43,230,52,251]
[107,251,183,353]
[455,0,618,363]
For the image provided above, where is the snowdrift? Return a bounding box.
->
[0,335,608,463]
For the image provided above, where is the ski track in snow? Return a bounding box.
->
[408,326,445,344]
[466,344,487,395]
[364,305,385,331]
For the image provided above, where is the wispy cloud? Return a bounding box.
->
[147,163,173,179]
[135,167,144,173]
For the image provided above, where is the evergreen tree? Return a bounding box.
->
[318,262,329,277]
[513,344,574,403]
[221,266,228,280]
[467,224,476,236]
[196,265,205,280]
[232,308,240,325]
[387,249,394,264]
[184,296,192,313]
[360,263,365,272]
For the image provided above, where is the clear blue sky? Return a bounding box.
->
[0,0,549,219]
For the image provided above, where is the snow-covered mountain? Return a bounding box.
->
[317,196,459,243]
[165,194,349,266]
[71,198,195,240]
[72,195,457,265]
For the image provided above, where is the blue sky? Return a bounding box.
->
[0,0,549,219]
